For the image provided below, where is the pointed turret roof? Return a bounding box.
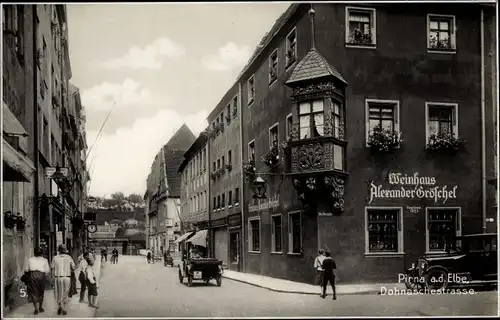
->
[286,48,347,86]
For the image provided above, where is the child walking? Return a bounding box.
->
[85,258,99,309]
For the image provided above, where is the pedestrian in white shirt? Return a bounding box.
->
[314,249,325,294]
[86,259,99,309]
[24,247,50,315]
[76,249,90,303]
[51,244,75,316]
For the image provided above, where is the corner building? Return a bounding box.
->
[236,3,497,284]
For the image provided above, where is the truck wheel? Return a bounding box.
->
[188,276,193,287]
[178,270,183,283]
[216,276,222,287]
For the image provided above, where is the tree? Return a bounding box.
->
[127,193,143,207]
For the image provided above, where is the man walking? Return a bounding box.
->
[51,244,76,315]
[321,250,337,300]
[76,249,89,303]
[314,249,325,294]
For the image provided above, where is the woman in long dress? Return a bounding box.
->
[25,247,50,314]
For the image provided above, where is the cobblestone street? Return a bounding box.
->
[96,256,497,317]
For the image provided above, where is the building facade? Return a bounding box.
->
[2,4,89,311]
[222,3,497,284]
[178,133,209,234]
[206,83,243,270]
[145,124,195,256]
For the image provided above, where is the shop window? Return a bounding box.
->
[288,211,302,254]
[426,208,461,252]
[271,214,282,253]
[248,218,260,252]
[365,207,404,254]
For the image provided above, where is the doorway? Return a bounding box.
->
[229,231,240,271]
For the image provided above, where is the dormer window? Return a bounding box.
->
[298,100,324,139]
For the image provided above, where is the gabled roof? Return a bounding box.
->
[164,124,196,151]
[286,48,347,85]
[163,148,187,198]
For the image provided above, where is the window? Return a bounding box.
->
[203,149,207,170]
[298,100,324,139]
[332,100,344,139]
[365,100,400,147]
[234,188,240,205]
[426,207,461,252]
[226,104,231,124]
[286,113,293,139]
[228,190,233,207]
[248,140,255,161]
[271,215,282,253]
[213,161,216,172]
[222,156,225,168]
[288,211,302,254]
[217,195,221,210]
[286,28,297,68]
[247,76,255,105]
[269,49,278,84]
[221,193,226,208]
[15,5,24,60]
[248,218,260,252]
[217,159,220,170]
[345,7,376,47]
[365,207,404,254]
[425,102,458,142]
[213,197,216,211]
[269,123,279,148]
[427,14,456,52]
[232,96,238,119]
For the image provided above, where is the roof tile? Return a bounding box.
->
[286,48,347,85]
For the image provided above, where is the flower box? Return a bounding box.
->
[225,163,233,171]
[286,50,296,67]
[210,172,218,180]
[425,132,466,153]
[348,29,373,45]
[269,69,277,83]
[16,216,26,231]
[368,124,402,153]
[243,159,257,183]
[4,211,16,229]
[232,108,238,119]
[225,116,232,125]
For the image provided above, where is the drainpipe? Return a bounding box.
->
[33,5,40,248]
[480,8,487,233]
[238,82,245,271]
[207,135,212,257]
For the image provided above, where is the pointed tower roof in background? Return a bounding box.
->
[285,48,347,86]
[164,124,196,151]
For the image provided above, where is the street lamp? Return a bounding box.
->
[252,176,267,199]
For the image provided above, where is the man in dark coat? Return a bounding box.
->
[321,250,337,300]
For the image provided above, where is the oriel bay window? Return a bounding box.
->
[299,99,324,139]
[426,208,461,252]
[365,207,404,254]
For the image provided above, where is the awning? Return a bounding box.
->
[175,231,195,243]
[186,229,208,247]
[2,139,35,182]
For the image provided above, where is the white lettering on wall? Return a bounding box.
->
[249,195,279,213]
[369,172,457,204]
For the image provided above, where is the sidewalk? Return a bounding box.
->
[6,255,103,318]
[222,270,406,296]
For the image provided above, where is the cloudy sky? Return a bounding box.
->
[67,3,289,197]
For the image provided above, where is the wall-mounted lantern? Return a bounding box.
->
[252,176,267,199]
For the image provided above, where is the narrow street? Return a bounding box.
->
[96,256,497,317]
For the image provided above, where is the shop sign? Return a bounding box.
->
[228,214,241,227]
[369,172,458,204]
[211,218,227,228]
[249,194,279,213]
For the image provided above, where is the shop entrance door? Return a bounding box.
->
[229,231,240,271]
